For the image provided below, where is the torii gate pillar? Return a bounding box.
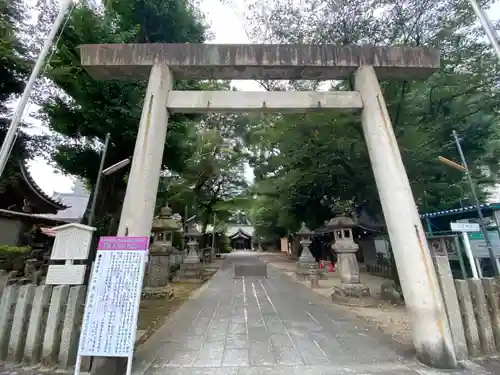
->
[355,66,456,368]
[117,63,172,236]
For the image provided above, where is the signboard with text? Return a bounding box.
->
[75,236,149,375]
[468,231,500,258]
[450,222,480,233]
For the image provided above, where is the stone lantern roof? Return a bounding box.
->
[151,204,182,232]
[326,216,357,229]
[297,222,312,236]
[160,204,172,217]
[186,223,201,238]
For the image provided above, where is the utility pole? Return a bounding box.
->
[212,211,216,256]
[182,205,188,250]
[467,0,500,62]
[452,130,500,276]
[87,133,111,227]
[0,0,73,178]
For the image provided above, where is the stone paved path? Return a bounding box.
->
[132,251,492,375]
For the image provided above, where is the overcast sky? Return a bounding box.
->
[25,0,500,195]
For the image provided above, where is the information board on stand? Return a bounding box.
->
[74,236,149,375]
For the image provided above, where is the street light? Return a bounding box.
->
[102,158,130,176]
[437,130,500,276]
[437,156,466,173]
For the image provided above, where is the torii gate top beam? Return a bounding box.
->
[79,44,439,81]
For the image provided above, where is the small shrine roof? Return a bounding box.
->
[20,162,68,212]
[1,162,68,214]
[227,225,254,238]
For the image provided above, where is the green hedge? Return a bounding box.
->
[220,246,232,254]
[219,236,232,253]
[0,245,31,271]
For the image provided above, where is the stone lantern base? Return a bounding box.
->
[333,282,370,298]
[176,247,205,282]
[142,285,175,300]
[296,263,328,281]
[331,238,376,307]
[176,262,205,282]
[145,252,171,288]
[296,264,321,281]
[295,232,320,281]
[331,285,376,307]
[175,239,205,281]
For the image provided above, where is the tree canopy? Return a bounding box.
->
[235,0,500,239]
[32,0,210,232]
[3,0,500,245]
[27,0,251,235]
[0,0,32,191]
[158,110,251,234]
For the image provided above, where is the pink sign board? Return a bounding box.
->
[97,236,149,251]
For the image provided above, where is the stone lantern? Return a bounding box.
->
[328,217,372,305]
[296,222,318,281]
[144,204,181,293]
[185,223,201,263]
[151,205,178,246]
[176,223,204,281]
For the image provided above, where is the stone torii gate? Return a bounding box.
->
[79,44,456,369]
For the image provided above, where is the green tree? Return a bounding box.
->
[158,112,250,234]
[0,0,27,111]
[0,0,34,192]
[240,0,500,235]
[35,0,208,233]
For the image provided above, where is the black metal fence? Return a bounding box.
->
[365,263,394,279]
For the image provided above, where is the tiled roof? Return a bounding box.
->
[198,224,255,238]
[227,225,254,238]
[0,208,66,224]
[36,180,90,222]
[45,192,90,221]
[19,161,68,211]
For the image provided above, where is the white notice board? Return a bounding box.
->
[75,236,149,374]
[45,264,86,285]
[450,222,480,233]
